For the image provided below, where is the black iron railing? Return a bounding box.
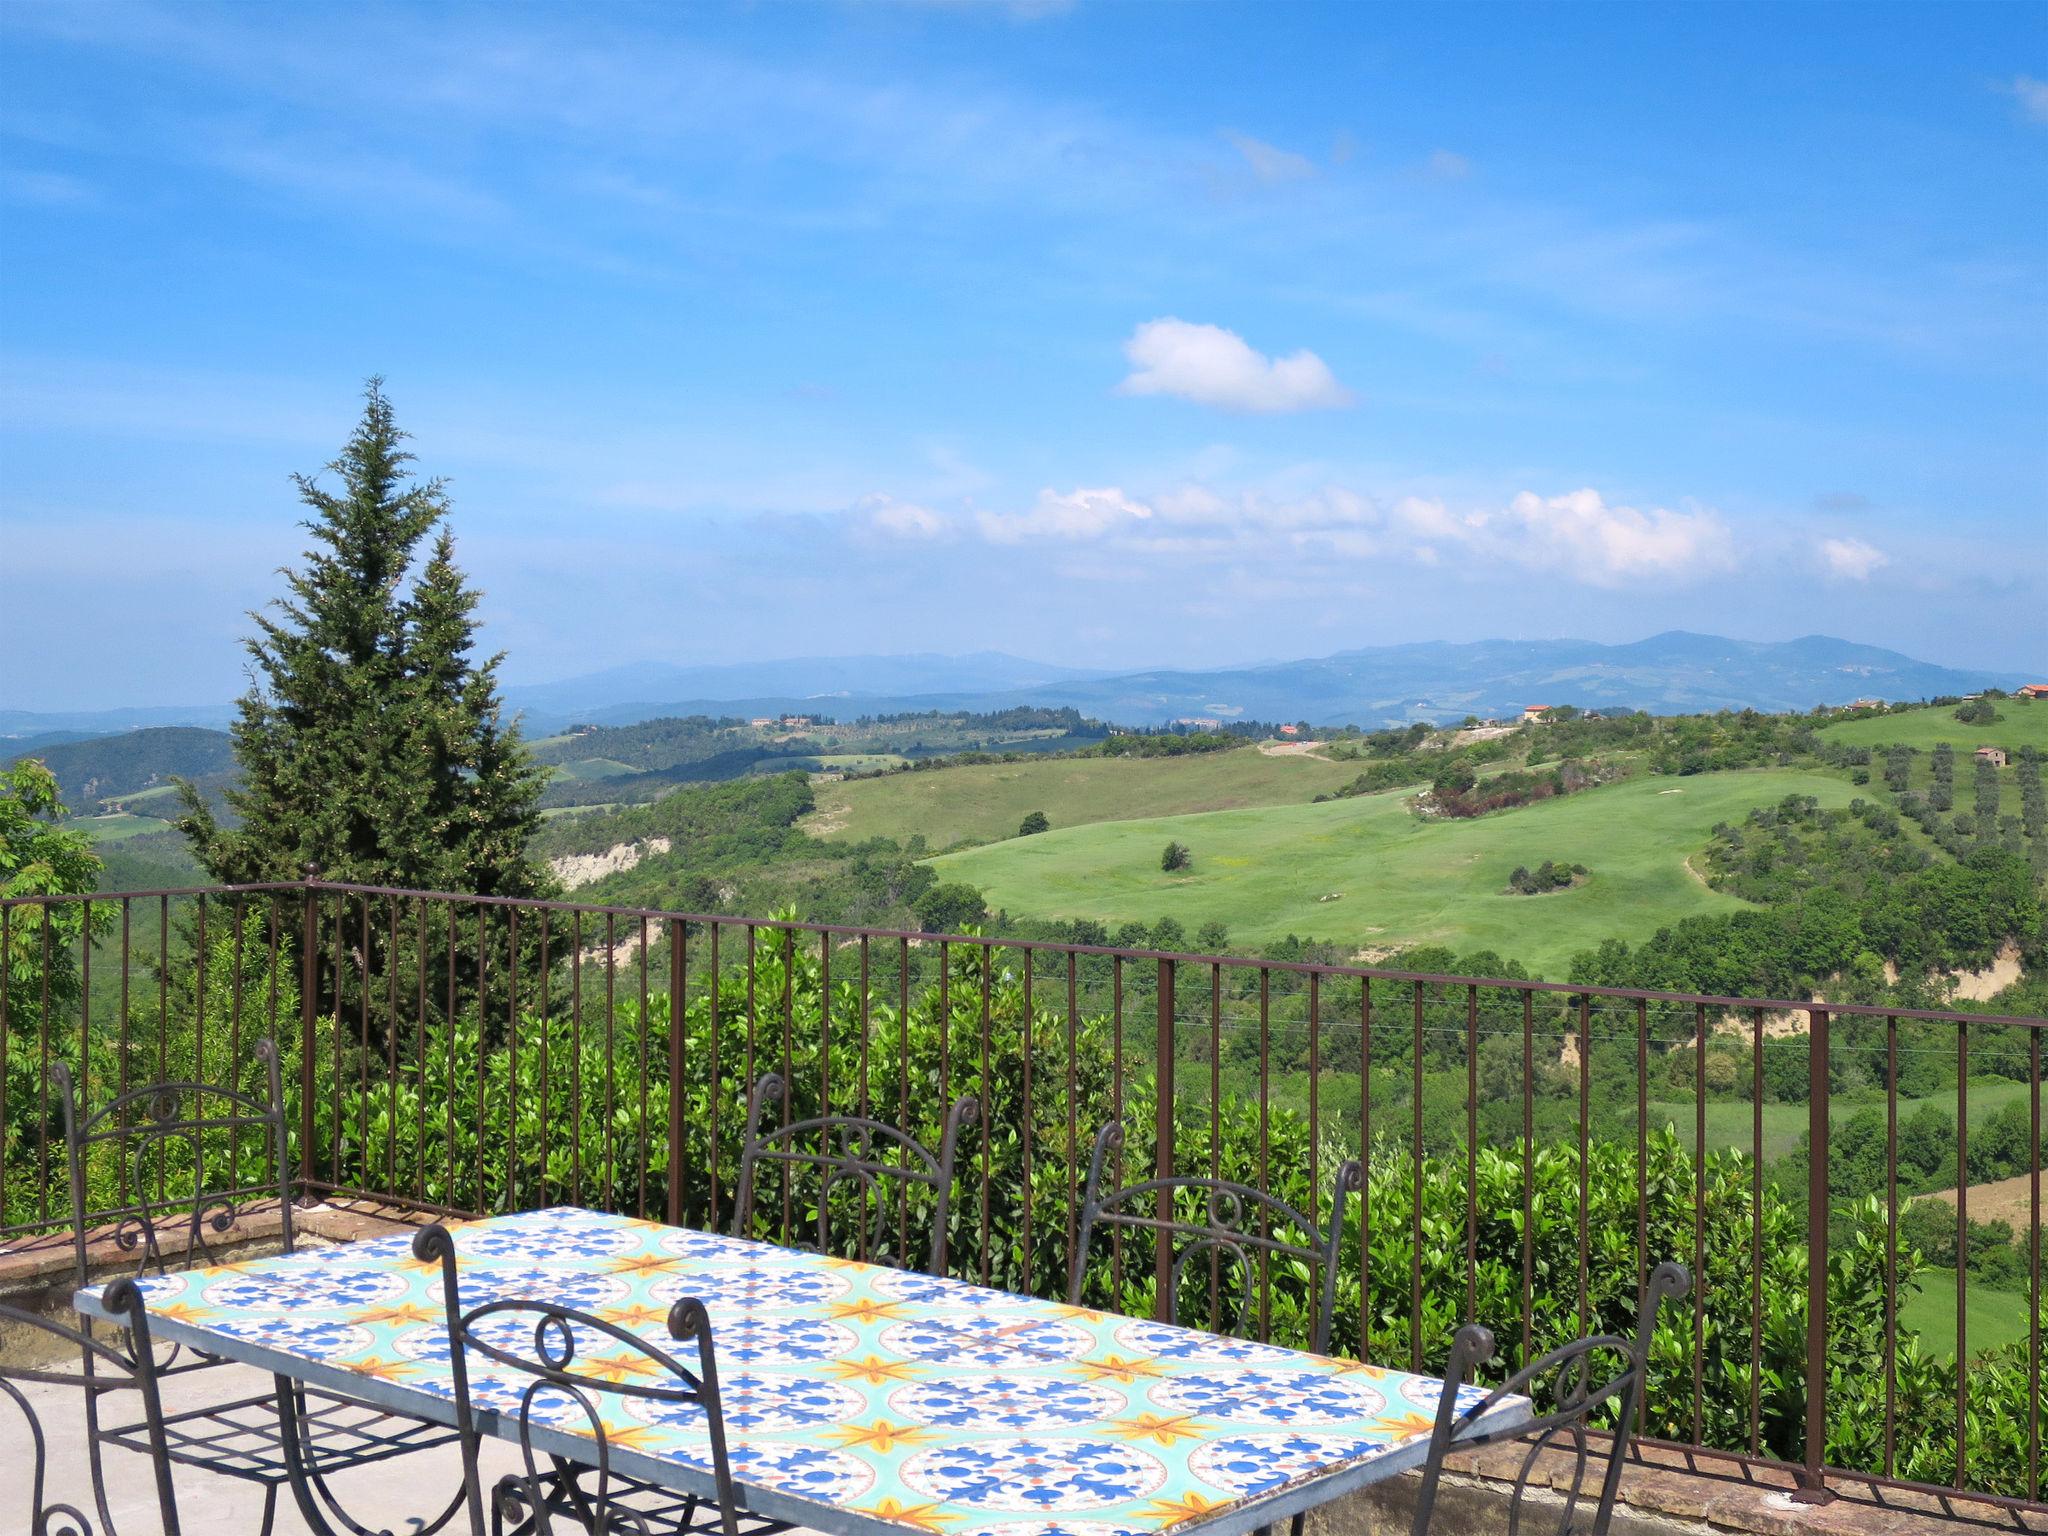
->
[2,873,2042,1514]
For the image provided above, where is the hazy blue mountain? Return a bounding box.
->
[512,632,2028,731]
[14,633,2030,744]
[5,726,235,810]
[0,703,238,734]
[503,651,1109,721]
[0,728,109,757]
[973,632,2027,727]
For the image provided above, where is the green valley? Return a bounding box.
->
[927,769,1861,972]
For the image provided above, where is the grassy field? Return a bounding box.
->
[1819,699,2048,755]
[1898,1268,2034,1357]
[1646,1078,2039,1164]
[805,748,1364,850]
[76,812,176,843]
[552,757,641,782]
[539,802,620,822]
[928,768,1860,972]
[106,782,185,810]
[814,753,911,773]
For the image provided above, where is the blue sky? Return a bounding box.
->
[2,0,2043,711]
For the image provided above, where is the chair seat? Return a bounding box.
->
[100,1384,462,1486]
[507,1462,792,1536]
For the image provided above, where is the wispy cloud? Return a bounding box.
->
[957,476,1732,588]
[1818,536,1890,581]
[1424,148,1471,180]
[2008,75,2048,125]
[1116,318,1353,413]
[860,494,949,540]
[977,486,1152,543]
[1224,131,1315,183]
[0,167,98,206]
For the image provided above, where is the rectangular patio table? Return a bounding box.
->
[76,1206,1529,1536]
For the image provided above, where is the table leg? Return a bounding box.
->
[271,1374,470,1536]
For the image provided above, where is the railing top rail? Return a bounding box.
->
[14,876,2041,1028]
[1,879,307,906]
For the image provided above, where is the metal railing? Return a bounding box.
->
[2,872,2042,1514]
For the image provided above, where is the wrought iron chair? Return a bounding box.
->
[2,1280,182,1536]
[732,1072,979,1276]
[416,1222,789,1536]
[55,1041,464,1536]
[1410,1262,1692,1536]
[1068,1119,1362,1355]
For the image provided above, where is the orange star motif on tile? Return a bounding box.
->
[1071,1352,1166,1384]
[578,1352,664,1384]
[1141,1490,1229,1526]
[1039,1302,1102,1323]
[607,1252,682,1279]
[824,1296,911,1325]
[592,1422,674,1454]
[1372,1408,1439,1440]
[354,1301,440,1329]
[1106,1410,1208,1447]
[859,1496,958,1532]
[825,1354,921,1386]
[607,1303,673,1332]
[343,1355,422,1382]
[824,1418,935,1455]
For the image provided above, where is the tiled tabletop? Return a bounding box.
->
[76,1207,1525,1536]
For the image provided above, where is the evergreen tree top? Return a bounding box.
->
[176,379,552,899]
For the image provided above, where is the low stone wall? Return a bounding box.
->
[1304,1442,2048,1536]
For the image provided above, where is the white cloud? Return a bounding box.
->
[1116,318,1353,413]
[977,486,1153,543]
[1490,488,1734,585]
[1224,131,1314,183]
[1424,148,1472,180]
[974,489,1155,548]
[1818,536,1890,581]
[2009,75,2048,125]
[962,479,1729,587]
[0,168,99,206]
[859,494,948,540]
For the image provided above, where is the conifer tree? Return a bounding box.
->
[177,381,552,898]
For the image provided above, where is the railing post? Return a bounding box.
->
[1794,1004,1835,1503]
[297,863,320,1197]
[666,920,686,1228]
[1154,956,1175,1323]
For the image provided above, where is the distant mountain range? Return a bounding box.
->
[499,632,2032,731]
[499,651,1111,720]
[5,633,2032,743]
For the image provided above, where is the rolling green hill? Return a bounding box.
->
[928,768,1862,973]
[1818,698,2048,755]
[6,725,235,811]
[804,746,1362,849]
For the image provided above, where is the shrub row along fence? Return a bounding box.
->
[2,875,2042,1511]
